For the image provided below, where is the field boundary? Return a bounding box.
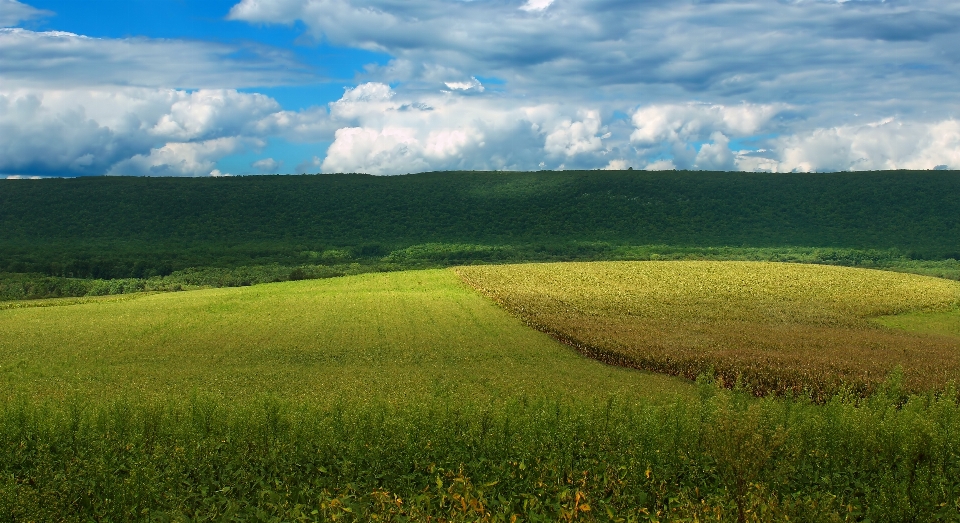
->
[452,266,652,374]
[0,291,158,310]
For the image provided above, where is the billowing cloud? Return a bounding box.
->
[318,83,618,174]
[324,127,432,175]
[544,110,605,158]
[311,84,960,175]
[626,102,785,170]
[625,105,960,172]
[644,159,677,171]
[150,90,281,141]
[630,103,782,147]
[108,137,262,177]
[602,159,630,171]
[771,119,960,172]
[694,133,736,172]
[320,84,498,174]
[3,81,956,177]
[0,88,287,176]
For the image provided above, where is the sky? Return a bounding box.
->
[1,0,959,177]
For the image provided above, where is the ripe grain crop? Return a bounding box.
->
[455,261,960,399]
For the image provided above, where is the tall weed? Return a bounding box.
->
[1,384,958,521]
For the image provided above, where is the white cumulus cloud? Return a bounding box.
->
[317,83,623,174]
[772,119,960,172]
[227,0,960,121]
[323,127,431,175]
[108,137,263,177]
[544,110,605,157]
[0,88,288,176]
[694,132,735,171]
[631,103,782,147]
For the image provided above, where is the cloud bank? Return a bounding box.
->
[314,85,960,174]
[227,0,960,115]
[0,0,958,175]
[0,88,283,176]
[3,81,958,177]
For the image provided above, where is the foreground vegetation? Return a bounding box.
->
[3,266,960,520]
[456,261,960,399]
[2,170,959,301]
[4,380,960,521]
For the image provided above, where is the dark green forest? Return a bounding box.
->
[2,170,959,300]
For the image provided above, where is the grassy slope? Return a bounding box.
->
[0,269,687,404]
[3,265,960,520]
[6,260,956,402]
[456,261,960,397]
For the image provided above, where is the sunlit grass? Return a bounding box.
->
[0,269,687,405]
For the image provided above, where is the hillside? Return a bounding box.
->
[1,170,959,280]
[4,265,960,520]
[0,269,686,404]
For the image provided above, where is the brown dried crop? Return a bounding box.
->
[454,261,960,399]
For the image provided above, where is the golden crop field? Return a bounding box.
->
[455,261,960,398]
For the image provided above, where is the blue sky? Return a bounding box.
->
[1,0,959,176]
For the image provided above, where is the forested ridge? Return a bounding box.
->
[1,170,958,297]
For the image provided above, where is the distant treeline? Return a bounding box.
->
[0,170,958,298]
[3,246,960,303]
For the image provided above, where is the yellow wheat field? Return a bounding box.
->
[455,261,960,398]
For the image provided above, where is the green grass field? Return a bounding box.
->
[0,268,687,405]
[3,264,960,521]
